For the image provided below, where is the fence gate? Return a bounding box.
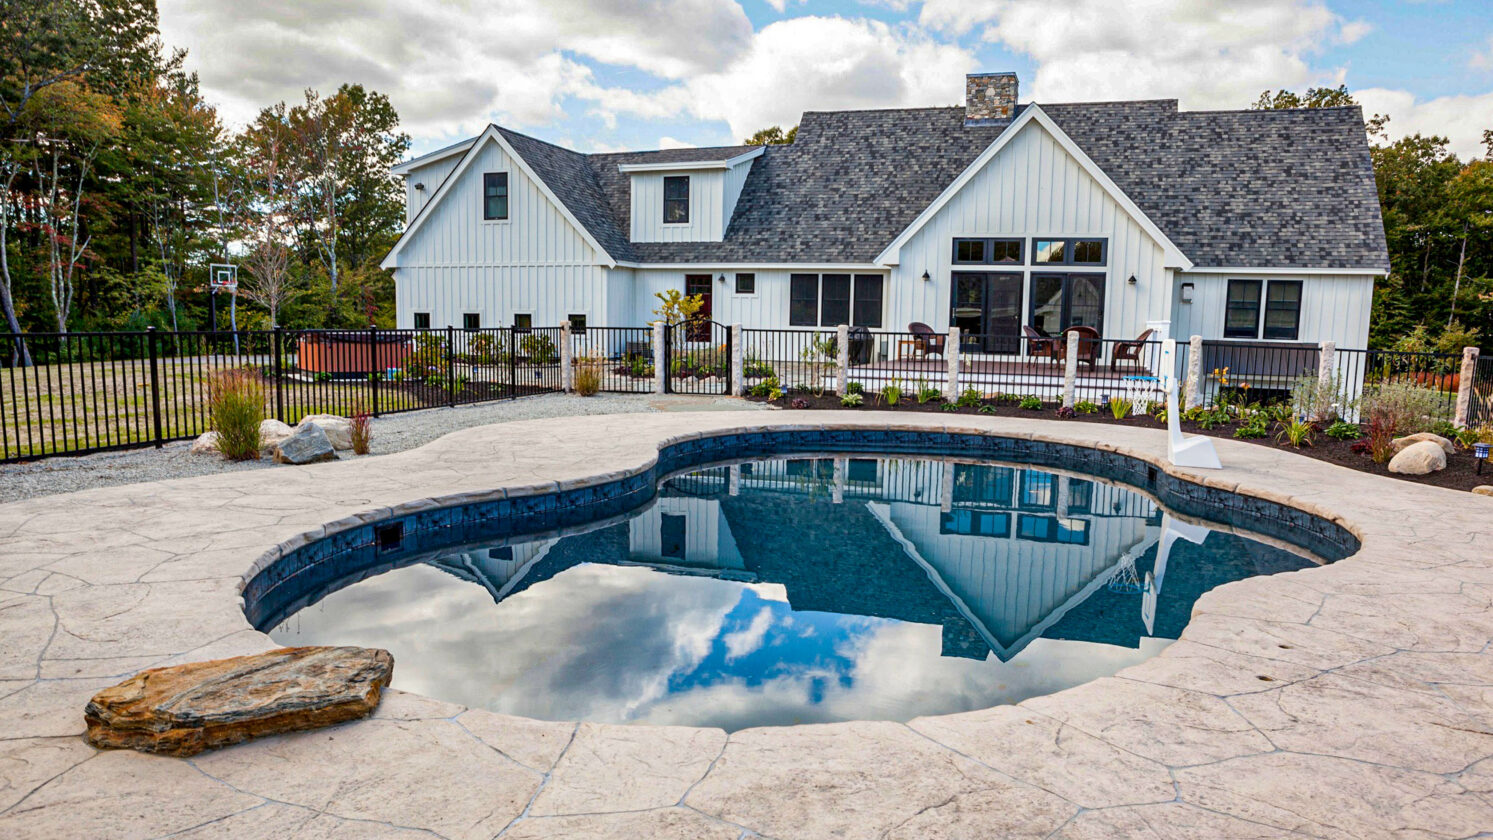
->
[663,319,731,395]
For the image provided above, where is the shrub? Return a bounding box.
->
[1289,373,1343,422]
[1324,420,1361,441]
[790,397,809,409]
[350,411,373,455]
[841,392,864,407]
[1359,381,1447,436]
[519,333,557,364]
[1018,395,1042,410]
[1055,405,1076,419]
[956,388,982,408]
[748,376,781,398]
[574,365,602,396]
[469,332,506,364]
[207,369,265,461]
[1455,425,1493,448]
[1075,400,1100,414]
[1234,415,1269,439]
[1275,419,1315,448]
[1108,397,1132,420]
[940,402,960,412]
[743,355,776,379]
[846,381,864,395]
[1365,417,1397,463]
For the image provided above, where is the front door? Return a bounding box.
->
[685,274,713,342]
[951,272,1023,354]
[1029,273,1105,337]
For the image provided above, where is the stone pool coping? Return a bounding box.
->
[1,411,1491,839]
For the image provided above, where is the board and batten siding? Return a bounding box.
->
[1170,273,1375,348]
[629,171,727,242]
[889,118,1169,343]
[395,264,613,329]
[629,268,890,330]
[402,155,462,223]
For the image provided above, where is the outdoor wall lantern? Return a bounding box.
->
[1180,282,1195,303]
[1476,441,1489,475]
[414,182,425,191]
[921,270,931,282]
[1128,274,1138,285]
[718,274,727,284]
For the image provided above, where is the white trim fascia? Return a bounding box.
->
[617,146,764,174]
[874,104,1194,271]
[611,261,887,271]
[1181,266,1383,276]
[381,126,617,271]
[391,138,477,176]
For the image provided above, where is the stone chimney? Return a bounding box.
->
[965,72,1018,124]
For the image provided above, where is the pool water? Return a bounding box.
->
[269,455,1319,730]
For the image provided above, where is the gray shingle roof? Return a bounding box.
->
[492,100,1387,271]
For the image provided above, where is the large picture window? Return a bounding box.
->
[482,172,508,220]
[1029,273,1105,335]
[1225,279,1301,340]
[663,175,690,223]
[789,273,884,327]
[1032,238,1105,265]
[1224,279,1262,339]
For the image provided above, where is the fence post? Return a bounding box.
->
[507,328,517,400]
[146,327,164,448]
[652,322,667,395]
[560,321,573,393]
[1316,340,1336,421]
[1185,335,1204,409]
[1455,346,1480,428]
[1062,330,1079,408]
[730,324,744,396]
[445,325,456,408]
[369,325,381,417]
[835,324,849,396]
[272,326,285,423]
[945,326,961,401]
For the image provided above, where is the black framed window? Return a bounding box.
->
[462,313,480,330]
[852,274,883,327]
[1019,471,1056,510]
[1224,279,1263,339]
[1263,281,1302,340]
[953,238,1022,265]
[1017,514,1090,545]
[1029,273,1105,334]
[413,312,431,329]
[821,274,851,326]
[951,464,1014,506]
[660,514,686,559]
[846,459,879,483]
[568,313,587,334]
[941,510,1011,537]
[663,175,690,223]
[734,272,755,294]
[513,313,532,332]
[789,273,818,326]
[483,172,508,220]
[1032,238,1105,265]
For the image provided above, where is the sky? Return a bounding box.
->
[157,0,1493,160]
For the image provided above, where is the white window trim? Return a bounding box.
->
[1223,278,1304,342]
[732,272,758,297]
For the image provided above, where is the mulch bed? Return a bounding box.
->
[749,392,1490,493]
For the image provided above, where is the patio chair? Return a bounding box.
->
[1057,326,1102,369]
[908,322,946,359]
[1111,328,1154,369]
[1023,325,1061,360]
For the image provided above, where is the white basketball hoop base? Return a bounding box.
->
[1158,338,1221,470]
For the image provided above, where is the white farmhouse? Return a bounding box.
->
[381,72,1387,352]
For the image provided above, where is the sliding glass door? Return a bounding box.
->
[951,272,1023,354]
[1029,273,1105,337]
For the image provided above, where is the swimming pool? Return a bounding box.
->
[249,431,1355,731]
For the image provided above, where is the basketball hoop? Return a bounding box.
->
[209,263,238,292]
[1106,555,1144,594]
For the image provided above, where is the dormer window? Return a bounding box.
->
[663,176,689,224]
[483,172,508,220]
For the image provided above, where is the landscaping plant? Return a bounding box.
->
[916,382,942,404]
[790,397,809,409]
[978,404,998,415]
[574,364,602,396]
[1075,400,1100,414]
[941,402,960,412]
[956,388,982,408]
[1055,405,1077,419]
[880,382,903,406]
[1359,381,1446,437]
[1108,396,1132,420]
[1276,419,1315,448]
[1019,395,1042,410]
[840,392,864,407]
[1234,415,1269,439]
[208,369,265,461]
[1324,420,1361,441]
[1364,416,1397,463]
[349,411,373,455]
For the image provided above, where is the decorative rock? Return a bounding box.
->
[273,422,336,465]
[84,646,393,757]
[1473,486,1493,497]
[258,419,295,453]
[1388,440,1447,475]
[189,431,220,455]
[298,414,353,450]
[1391,432,1455,456]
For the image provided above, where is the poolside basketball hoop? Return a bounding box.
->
[1106,556,1144,594]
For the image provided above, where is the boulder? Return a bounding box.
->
[1391,432,1455,456]
[298,414,353,451]
[1388,440,1447,475]
[84,646,393,757]
[189,431,221,455]
[273,422,336,465]
[1473,486,1493,497]
[258,419,296,453]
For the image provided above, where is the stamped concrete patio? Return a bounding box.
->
[1,410,1491,839]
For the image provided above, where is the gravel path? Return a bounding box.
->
[0,393,769,504]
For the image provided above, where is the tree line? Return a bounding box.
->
[0,0,411,354]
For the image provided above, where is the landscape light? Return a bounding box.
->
[1475,441,1489,475]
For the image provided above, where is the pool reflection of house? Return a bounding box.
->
[424,458,1245,663]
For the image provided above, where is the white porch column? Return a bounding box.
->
[1455,346,1481,428]
[730,324,745,397]
[1062,330,1080,408]
[1146,319,1171,343]
[652,322,666,395]
[945,326,961,401]
[1184,334,1204,409]
[1316,341,1336,421]
[836,324,849,396]
[560,322,573,393]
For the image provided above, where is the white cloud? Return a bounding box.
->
[919,0,1361,110]
[722,607,775,660]
[1356,87,1493,160]
[1470,34,1493,71]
